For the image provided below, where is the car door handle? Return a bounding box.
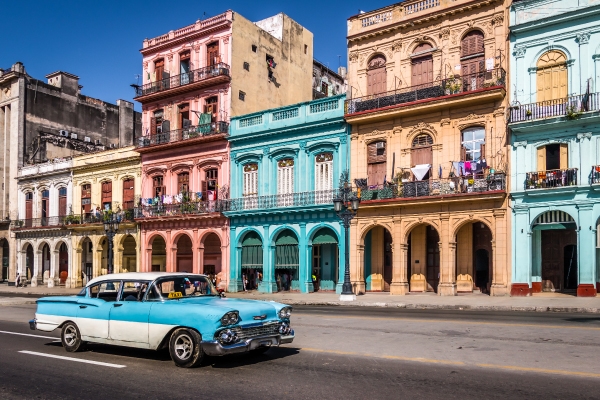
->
[79,305,87,309]
[113,303,123,307]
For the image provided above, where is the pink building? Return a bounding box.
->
[134,10,314,288]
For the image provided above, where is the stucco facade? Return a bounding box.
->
[345,0,510,295]
[509,0,600,296]
[225,95,349,293]
[70,147,141,287]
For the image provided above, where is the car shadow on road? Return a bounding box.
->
[44,341,172,362]
[562,317,600,323]
[206,347,300,369]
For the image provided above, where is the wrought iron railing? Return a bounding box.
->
[525,168,577,190]
[345,68,506,114]
[355,174,506,201]
[510,93,600,123]
[225,189,340,212]
[11,216,66,229]
[134,63,230,97]
[135,201,224,219]
[136,121,229,149]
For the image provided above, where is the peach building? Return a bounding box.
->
[134,10,314,287]
[345,0,510,296]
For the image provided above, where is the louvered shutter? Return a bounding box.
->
[150,117,157,135]
[479,143,486,161]
[537,146,547,171]
[59,195,67,216]
[559,144,568,169]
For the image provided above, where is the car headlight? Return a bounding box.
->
[220,311,239,326]
[278,307,292,319]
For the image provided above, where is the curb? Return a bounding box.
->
[0,299,38,306]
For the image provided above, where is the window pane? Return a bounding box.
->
[120,281,151,302]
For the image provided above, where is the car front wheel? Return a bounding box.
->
[169,328,204,368]
[61,322,84,352]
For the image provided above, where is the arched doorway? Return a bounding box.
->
[363,226,393,291]
[1,239,8,282]
[24,244,34,282]
[406,224,440,292]
[533,211,577,293]
[311,227,339,292]
[175,234,193,272]
[58,242,69,285]
[241,231,263,291]
[150,236,166,272]
[455,222,494,294]
[41,243,51,283]
[203,233,222,278]
[275,229,299,292]
[122,235,137,273]
[81,238,93,284]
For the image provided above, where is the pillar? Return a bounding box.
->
[390,218,408,295]
[48,249,58,288]
[146,248,153,273]
[228,226,242,292]
[193,229,200,274]
[456,224,473,293]
[31,249,41,287]
[369,226,384,291]
[438,216,457,296]
[299,223,313,293]
[511,207,532,296]
[259,225,277,293]
[93,243,103,278]
[491,209,508,296]
[577,203,597,296]
[71,248,82,288]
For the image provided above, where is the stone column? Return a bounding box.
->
[192,229,199,274]
[390,218,408,295]
[576,32,591,95]
[31,249,41,287]
[259,225,277,293]
[166,230,173,272]
[48,249,58,288]
[71,248,82,288]
[438,216,456,296]
[512,207,532,296]
[114,239,123,274]
[299,223,312,293]
[354,244,366,294]
[146,248,153,273]
[491,209,508,296]
[93,244,103,279]
[577,203,596,296]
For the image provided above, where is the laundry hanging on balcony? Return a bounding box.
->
[411,164,431,181]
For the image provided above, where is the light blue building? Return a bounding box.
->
[509,0,600,296]
[225,95,349,294]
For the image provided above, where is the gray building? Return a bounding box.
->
[0,62,141,283]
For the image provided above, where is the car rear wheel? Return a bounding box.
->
[169,328,203,368]
[61,322,84,352]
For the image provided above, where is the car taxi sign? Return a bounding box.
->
[168,291,183,299]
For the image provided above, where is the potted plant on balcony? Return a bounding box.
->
[526,109,532,117]
[565,104,582,120]
[64,214,80,225]
[444,75,461,94]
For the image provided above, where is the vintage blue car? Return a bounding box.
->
[29,272,294,368]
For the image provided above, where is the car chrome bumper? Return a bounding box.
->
[202,330,295,356]
[29,319,37,331]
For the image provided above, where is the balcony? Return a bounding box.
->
[136,121,229,151]
[345,68,505,116]
[510,93,600,124]
[225,189,340,213]
[354,174,506,203]
[592,166,600,184]
[135,192,224,220]
[524,168,577,190]
[133,63,230,103]
[11,216,67,230]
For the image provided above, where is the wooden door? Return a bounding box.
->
[204,97,219,123]
[59,193,67,216]
[536,51,567,102]
[541,230,577,291]
[426,226,440,292]
[81,184,91,214]
[25,193,32,220]
[101,181,112,209]
[383,230,393,291]
[154,59,164,82]
[367,163,386,186]
[461,31,485,90]
[207,42,219,66]
[122,179,134,210]
[410,146,433,167]
[367,55,387,96]
[412,56,433,88]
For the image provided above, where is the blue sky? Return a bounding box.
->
[1,0,392,111]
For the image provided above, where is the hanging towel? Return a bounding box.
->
[452,162,461,175]
[458,162,465,176]
[465,161,472,172]
[438,165,443,178]
[411,164,431,181]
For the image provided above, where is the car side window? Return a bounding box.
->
[89,281,121,302]
[120,281,150,302]
[146,284,163,301]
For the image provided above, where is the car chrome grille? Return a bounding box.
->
[216,323,280,341]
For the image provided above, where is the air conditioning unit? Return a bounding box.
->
[59,130,69,137]
[376,142,385,149]
[84,136,91,143]
[94,139,102,145]
[70,133,78,140]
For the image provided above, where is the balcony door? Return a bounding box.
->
[122,179,134,210]
[367,55,387,96]
[207,42,220,66]
[278,159,294,207]
[25,192,33,221]
[460,30,485,90]
[180,51,191,85]
[411,134,433,180]
[367,141,386,186]
[537,143,568,171]
[204,97,218,123]
[81,184,91,214]
[101,181,112,211]
[179,103,190,130]
[58,187,67,217]
[411,43,433,88]
[536,50,567,102]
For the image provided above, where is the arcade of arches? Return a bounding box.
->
[352,210,507,296]
[16,238,70,288]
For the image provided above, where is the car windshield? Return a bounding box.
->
[147,275,217,301]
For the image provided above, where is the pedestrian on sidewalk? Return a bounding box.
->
[16,272,21,288]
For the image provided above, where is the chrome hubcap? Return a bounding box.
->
[174,334,193,360]
[64,325,77,346]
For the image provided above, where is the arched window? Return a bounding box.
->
[243,163,258,197]
[315,153,333,192]
[536,50,567,102]
[179,50,191,85]
[367,55,387,96]
[461,127,486,161]
[461,31,485,89]
[58,187,67,216]
[411,43,433,87]
[411,134,433,176]
[277,159,294,196]
[412,134,433,148]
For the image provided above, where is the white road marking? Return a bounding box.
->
[19,351,126,368]
[0,330,57,339]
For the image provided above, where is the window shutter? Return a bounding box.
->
[480,143,486,160]
[59,196,67,216]
[559,143,568,169]
[537,146,547,171]
[150,117,157,135]
[461,146,467,162]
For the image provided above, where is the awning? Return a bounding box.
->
[241,245,263,268]
[312,229,338,244]
[275,244,298,269]
[275,231,299,245]
[242,232,262,246]
[533,222,577,231]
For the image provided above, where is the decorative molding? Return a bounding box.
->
[350,134,359,141]
[577,132,592,140]
[223,37,230,44]
[513,141,527,147]
[142,62,148,70]
[365,129,387,137]
[492,14,504,26]
[440,28,450,40]
[408,122,437,136]
[459,113,484,122]
[392,41,402,52]
[440,118,451,126]
[576,32,591,45]
[513,47,526,58]
[493,107,505,117]
[193,44,201,52]
[349,52,358,63]
[393,128,402,135]
[167,54,173,62]
[340,136,348,144]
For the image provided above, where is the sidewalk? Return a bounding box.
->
[1,283,599,313]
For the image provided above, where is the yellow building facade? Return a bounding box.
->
[70,147,141,286]
[346,0,510,296]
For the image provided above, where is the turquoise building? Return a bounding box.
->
[509,0,600,296]
[225,95,349,293]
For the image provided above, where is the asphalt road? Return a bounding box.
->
[0,305,599,399]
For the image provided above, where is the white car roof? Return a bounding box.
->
[86,272,206,287]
